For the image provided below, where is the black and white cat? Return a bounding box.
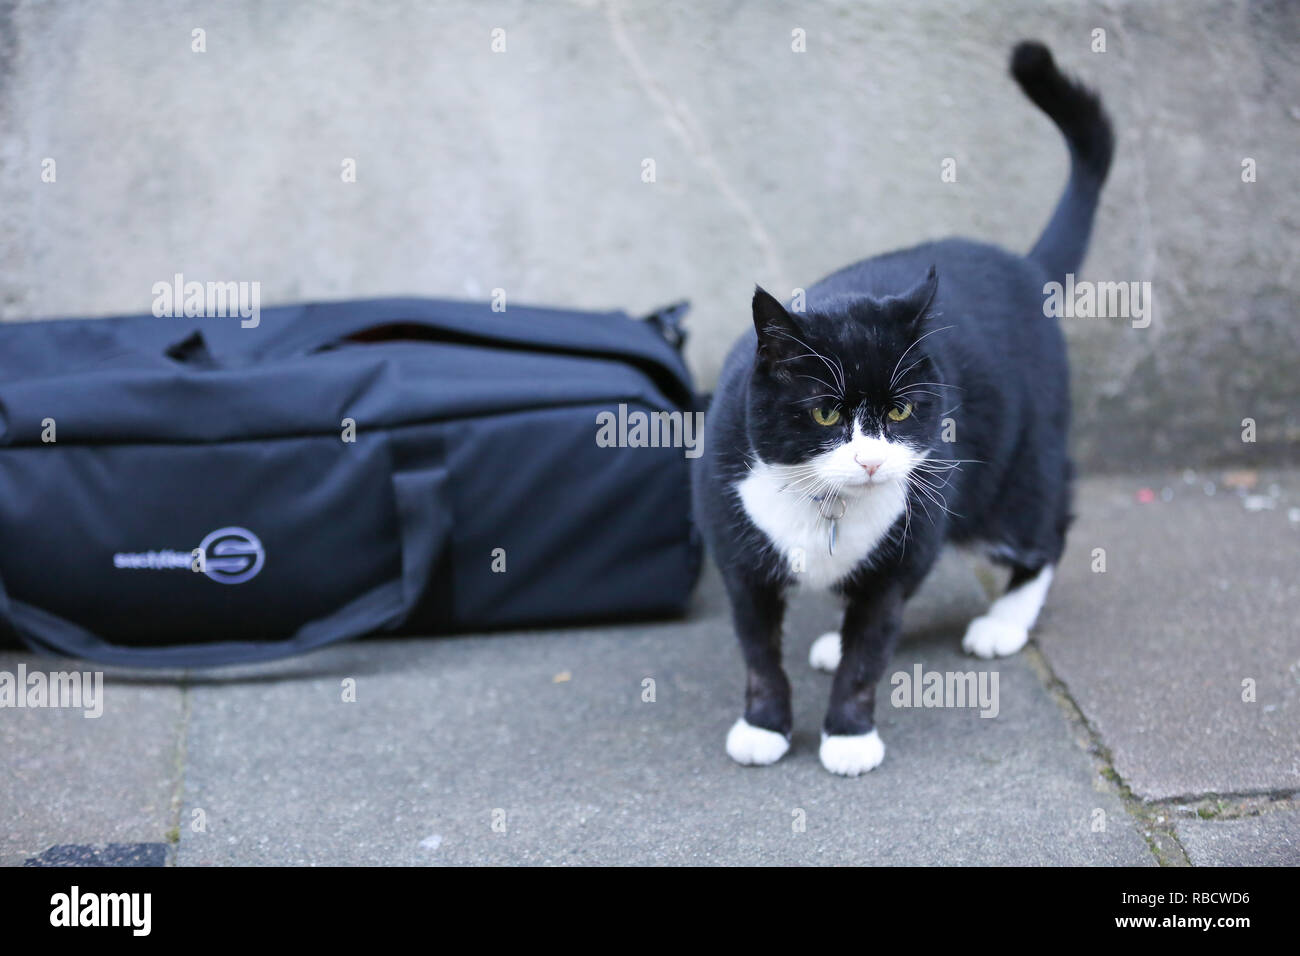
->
[692,41,1114,776]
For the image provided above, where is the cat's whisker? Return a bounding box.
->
[889,324,955,388]
[910,482,939,527]
[794,375,840,397]
[909,473,951,496]
[918,461,983,469]
[908,466,950,488]
[780,475,831,496]
[912,469,957,487]
[766,328,846,396]
[798,392,843,405]
[911,472,957,495]
[912,460,964,476]
[911,488,946,525]
[898,496,911,560]
[908,473,961,520]
[891,357,928,385]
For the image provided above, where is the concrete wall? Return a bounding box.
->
[2,0,1296,471]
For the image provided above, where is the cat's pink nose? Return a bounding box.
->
[854,455,884,475]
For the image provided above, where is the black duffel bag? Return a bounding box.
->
[0,296,701,667]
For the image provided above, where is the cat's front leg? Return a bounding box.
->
[820,582,905,776]
[723,577,792,767]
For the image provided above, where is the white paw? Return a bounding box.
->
[962,615,1030,659]
[819,729,885,776]
[725,718,790,766]
[809,631,842,672]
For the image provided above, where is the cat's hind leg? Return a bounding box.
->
[962,562,1054,659]
[963,457,1071,659]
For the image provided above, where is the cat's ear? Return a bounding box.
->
[897,265,939,327]
[752,285,804,372]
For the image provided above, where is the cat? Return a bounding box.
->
[691,41,1114,776]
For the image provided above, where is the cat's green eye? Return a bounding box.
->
[811,407,841,427]
[887,402,913,423]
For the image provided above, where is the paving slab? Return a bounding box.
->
[1037,471,1300,802]
[173,554,1151,866]
[0,653,184,867]
[1174,811,1300,866]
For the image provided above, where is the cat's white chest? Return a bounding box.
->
[735,462,907,590]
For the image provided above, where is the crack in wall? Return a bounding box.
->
[604,1,786,286]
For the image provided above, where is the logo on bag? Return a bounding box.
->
[197,527,265,584]
[113,526,265,584]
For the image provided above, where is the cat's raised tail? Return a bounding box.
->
[1012,40,1115,282]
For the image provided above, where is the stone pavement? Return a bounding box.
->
[2,471,1297,866]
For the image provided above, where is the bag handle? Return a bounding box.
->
[0,467,448,669]
[251,298,695,408]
